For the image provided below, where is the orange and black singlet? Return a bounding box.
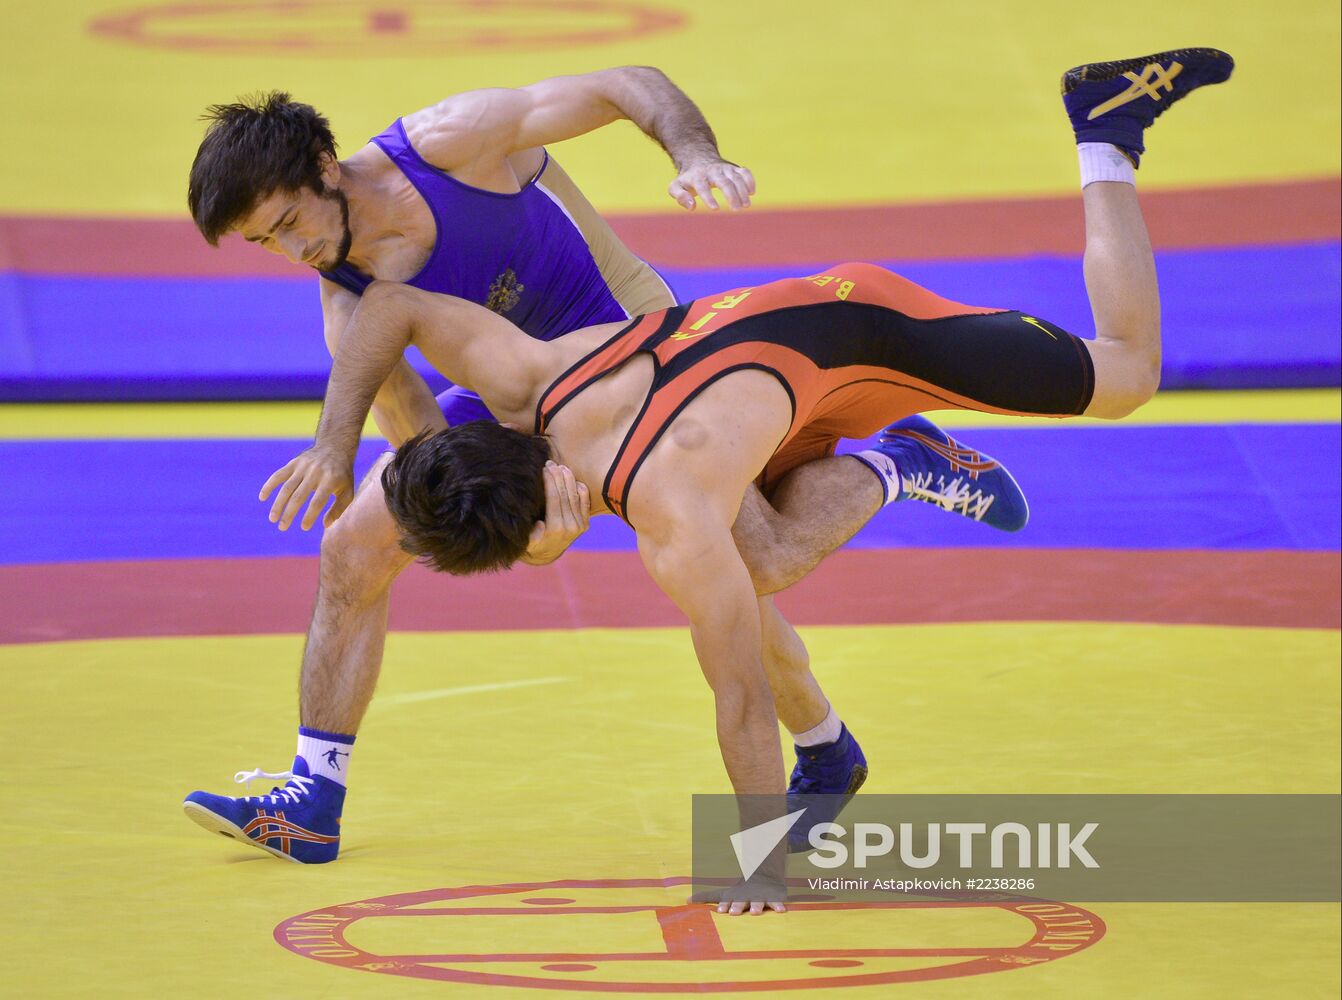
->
[534,262,1094,525]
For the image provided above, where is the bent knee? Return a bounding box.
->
[736,532,795,596]
[319,494,413,594]
[1086,359,1161,420]
[746,560,792,598]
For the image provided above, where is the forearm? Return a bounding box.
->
[315,286,415,460]
[602,66,721,170]
[684,599,782,794]
[713,684,786,796]
[643,521,784,794]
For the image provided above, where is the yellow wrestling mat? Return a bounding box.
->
[5,624,1338,996]
[3,0,1338,995]
[2,0,1337,217]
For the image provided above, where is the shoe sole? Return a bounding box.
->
[845,764,869,797]
[182,800,306,864]
[1061,47,1233,94]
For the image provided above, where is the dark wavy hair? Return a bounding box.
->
[382,422,551,575]
[188,91,337,245]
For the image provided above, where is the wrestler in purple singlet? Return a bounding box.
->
[322,118,670,425]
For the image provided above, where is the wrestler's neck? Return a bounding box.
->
[546,437,613,517]
[336,152,427,276]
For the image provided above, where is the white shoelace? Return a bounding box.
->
[902,472,996,521]
[233,768,314,806]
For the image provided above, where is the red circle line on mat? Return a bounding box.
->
[273,877,1107,990]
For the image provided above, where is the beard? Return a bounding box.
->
[316,187,354,273]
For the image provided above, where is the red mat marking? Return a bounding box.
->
[88,1,686,56]
[2,179,1335,277]
[2,548,1336,644]
[274,878,1106,990]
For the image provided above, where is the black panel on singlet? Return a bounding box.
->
[652,300,1094,417]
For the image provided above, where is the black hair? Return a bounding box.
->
[187,91,337,245]
[382,423,551,575]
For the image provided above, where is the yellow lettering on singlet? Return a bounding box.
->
[711,291,752,309]
[670,310,719,340]
[836,280,854,300]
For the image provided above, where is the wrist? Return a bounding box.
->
[673,146,723,173]
[311,437,353,465]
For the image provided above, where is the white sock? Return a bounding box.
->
[296,726,355,787]
[1078,143,1136,189]
[850,451,901,506]
[793,705,843,747]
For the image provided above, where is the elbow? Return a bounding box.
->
[356,280,421,346]
[362,279,411,311]
[609,65,670,89]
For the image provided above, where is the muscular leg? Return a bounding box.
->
[758,595,827,733]
[735,470,877,746]
[758,592,867,804]
[731,181,1161,605]
[1061,47,1235,417]
[733,458,883,596]
[299,453,412,733]
[1078,181,1162,418]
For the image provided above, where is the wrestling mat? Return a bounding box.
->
[2,0,1339,995]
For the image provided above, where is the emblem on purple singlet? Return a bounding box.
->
[486,269,525,314]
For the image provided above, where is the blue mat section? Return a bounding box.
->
[0,243,1337,400]
[2,425,1336,565]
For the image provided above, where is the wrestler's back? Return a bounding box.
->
[539,331,793,522]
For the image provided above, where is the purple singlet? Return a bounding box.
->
[321,119,650,422]
[323,119,632,337]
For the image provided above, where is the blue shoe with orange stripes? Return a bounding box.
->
[859,415,1029,532]
[1062,48,1234,166]
[183,756,343,864]
[786,724,868,852]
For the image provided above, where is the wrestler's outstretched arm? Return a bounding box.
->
[261,281,537,531]
[411,67,755,212]
[635,484,790,916]
[638,513,782,797]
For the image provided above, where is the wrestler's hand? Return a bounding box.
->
[669,158,756,211]
[259,446,354,532]
[520,461,590,566]
[691,878,788,916]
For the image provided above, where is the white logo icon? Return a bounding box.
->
[730,809,806,880]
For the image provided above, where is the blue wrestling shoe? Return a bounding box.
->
[859,415,1029,532]
[787,724,868,853]
[1063,48,1234,166]
[183,756,343,864]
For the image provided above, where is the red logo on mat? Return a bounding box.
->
[274,877,1105,991]
[89,1,685,56]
